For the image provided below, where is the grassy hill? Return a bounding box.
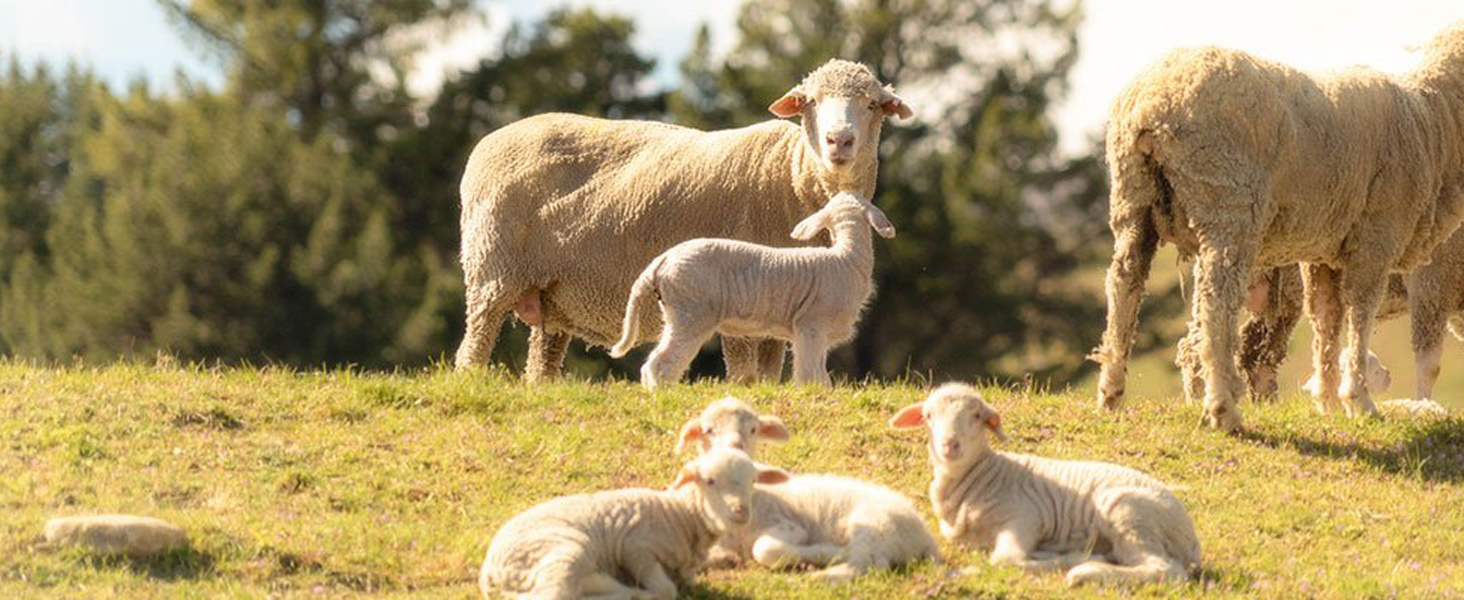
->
[3,361,1464,598]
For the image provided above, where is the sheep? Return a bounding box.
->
[890,383,1201,587]
[454,59,912,384]
[609,192,895,388]
[1095,22,1464,430]
[479,448,790,599]
[673,397,941,582]
[1183,225,1464,406]
[674,396,790,456]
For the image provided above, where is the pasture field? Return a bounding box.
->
[2,361,1464,598]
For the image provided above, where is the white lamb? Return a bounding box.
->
[675,397,941,582]
[479,448,789,599]
[609,192,894,388]
[890,383,1201,587]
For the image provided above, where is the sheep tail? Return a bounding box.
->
[609,254,666,358]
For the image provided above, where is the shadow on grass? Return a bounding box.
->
[681,585,757,600]
[80,547,216,580]
[1240,417,1464,482]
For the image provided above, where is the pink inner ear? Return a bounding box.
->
[670,469,698,489]
[985,414,1001,431]
[757,468,791,485]
[889,404,925,428]
[881,99,913,119]
[676,422,704,454]
[757,419,789,441]
[769,94,805,118]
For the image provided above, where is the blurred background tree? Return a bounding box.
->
[0,0,1174,386]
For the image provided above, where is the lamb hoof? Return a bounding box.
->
[1063,562,1106,587]
[812,565,857,584]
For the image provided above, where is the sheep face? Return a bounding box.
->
[791,192,897,240]
[769,59,911,175]
[890,383,1008,469]
[677,397,790,456]
[670,448,790,534]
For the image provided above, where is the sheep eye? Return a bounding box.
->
[705,427,715,435]
[706,478,716,486]
[868,101,879,111]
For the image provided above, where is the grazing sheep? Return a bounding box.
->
[1094,22,1464,430]
[890,383,1201,587]
[479,448,790,599]
[609,192,895,388]
[675,398,941,581]
[1184,225,1464,405]
[454,59,912,383]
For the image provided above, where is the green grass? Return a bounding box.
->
[3,362,1464,598]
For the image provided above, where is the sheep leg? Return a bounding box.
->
[1176,317,1205,405]
[454,279,516,369]
[1338,271,1385,417]
[1192,238,1254,432]
[1410,281,1448,401]
[811,525,894,583]
[790,329,831,386]
[578,573,654,600]
[1095,216,1160,410]
[986,525,1073,573]
[641,314,716,390]
[750,520,823,569]
[623,552,677,600]
[1065,487,1191,586]
[1238,266,1302,402]
[1303,264,1345,413]
[755,339,787,382]
[722,337,760,384]
[524,326,570,383]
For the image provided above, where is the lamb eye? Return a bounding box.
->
[706,478,716,486]
[868,101,879,110]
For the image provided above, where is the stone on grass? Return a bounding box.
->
[44,515,188,557]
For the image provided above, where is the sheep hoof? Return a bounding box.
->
[1202,407,1242,432]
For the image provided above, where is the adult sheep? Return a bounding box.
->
[1094,23,1464,430]
[454,59,912,382]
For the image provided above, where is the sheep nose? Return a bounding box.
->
[729,441,745,450]
[730,504,749,523]
[824,130,855,149]
[940,440,961,459]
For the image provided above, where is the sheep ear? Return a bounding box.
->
[769,86,808,118]
[756,417,790,442]
[790,210,827,241]
[889,403,925,428]
[878,84,913,119]
[675,421,704,455]
[755,464,791,485]
[669,467,700,490]
[983,412,1009,443]
[865,205,896,239]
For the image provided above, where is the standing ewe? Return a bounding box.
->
[890,383,1201,587]
[455,59,912,383]
[479,448,789,599]
[674,398,941,582]
[609,193,895,388]
[1095,22,1464,430]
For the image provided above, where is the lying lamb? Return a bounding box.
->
[890,383,1201,586]
[479,448,789,599]
[610,192,895,388]
[676,396,939,581]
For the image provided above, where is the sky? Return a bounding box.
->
[1,0,1461,155]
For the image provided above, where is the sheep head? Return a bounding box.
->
[769,59,912,176]
[791,192,897,240]
[669,448,789,533]
[676,396,790,456]
[890,383,1008,469]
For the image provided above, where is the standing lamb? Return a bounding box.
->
[455,59,912,383]
[890,383,1201,587]
[674,397,941,582]
[1095,22,1464,430]
[609,192,895,388]
[479,448,789,599]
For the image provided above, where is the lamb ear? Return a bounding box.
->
[755,464,791,485]
[865,205,896,238]
[878,84,913,119]
[983,412,1009,443]
[889,403,925,428]
[769,86,807,118]
[675,420,704,455]
[790,210,828,240]
[756,417,790,442]
[669,467,699,490]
